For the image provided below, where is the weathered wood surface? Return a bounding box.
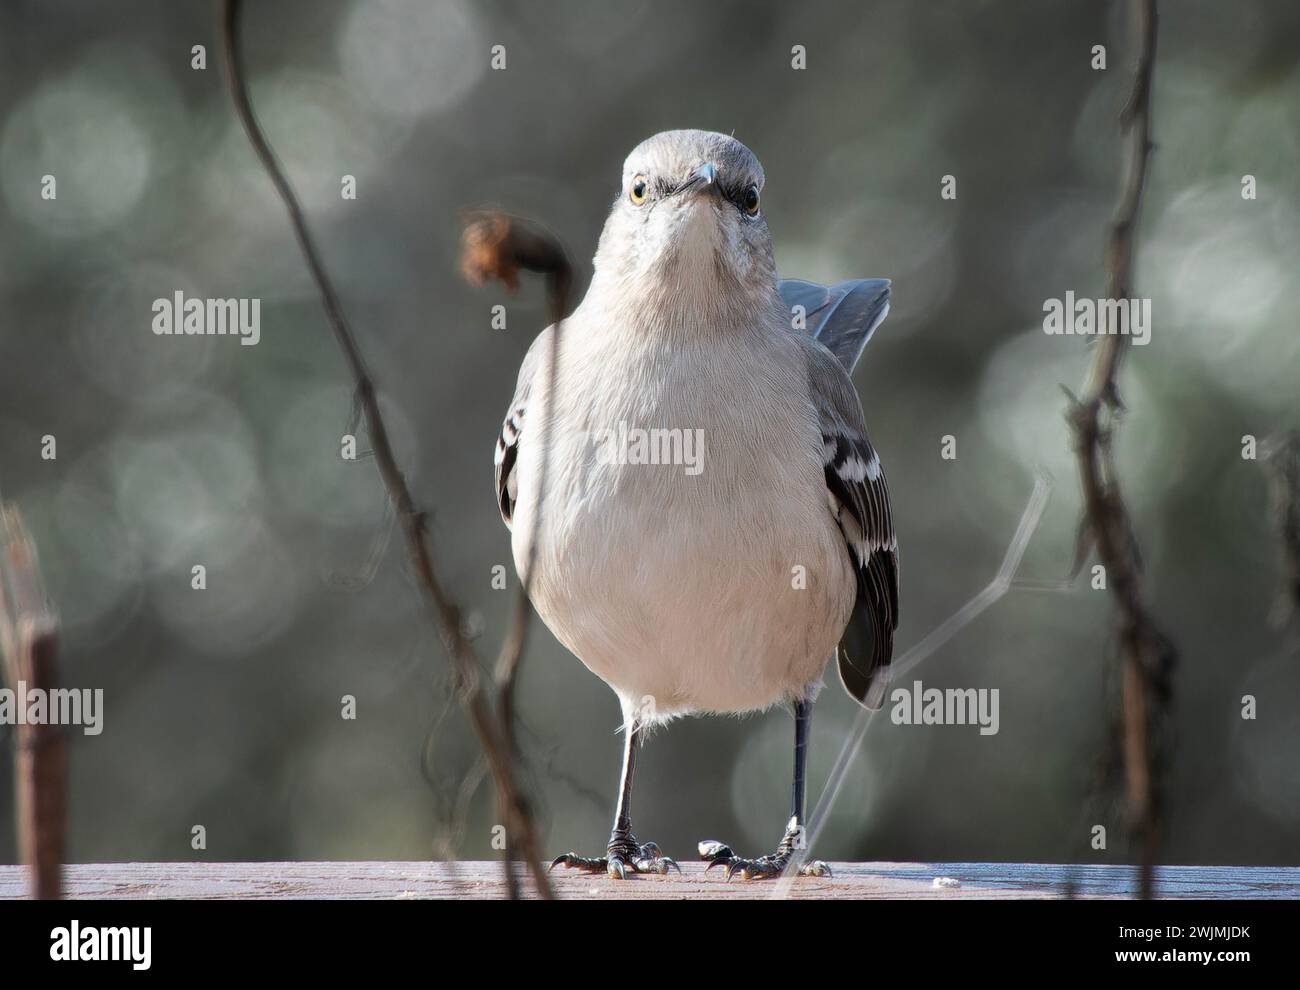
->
[1,861,1297,899]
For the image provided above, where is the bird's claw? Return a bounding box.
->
[698,837,831,880]
[549,836,677,879]
[698,839,734,866]
[548,853,609,875]
[633,841,680,875]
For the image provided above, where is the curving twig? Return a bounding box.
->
[220,0,556,898]
[460,209,571,737]
[1064,0,1172,900]
[460,208,572,896]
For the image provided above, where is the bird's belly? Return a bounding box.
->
[514,448,855,718]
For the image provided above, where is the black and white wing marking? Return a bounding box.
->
[808,344,899,711]
[495,402,525,527]
[494,326,552,530]
[824,425,898,709]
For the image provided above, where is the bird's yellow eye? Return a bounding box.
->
[629,175,649,206]
[742,184,760,215]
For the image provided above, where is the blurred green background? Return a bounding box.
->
[0,0,1297,869]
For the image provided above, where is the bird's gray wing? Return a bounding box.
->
[804,339,899,710]
[494,325,553,530]
[779,278,891,374]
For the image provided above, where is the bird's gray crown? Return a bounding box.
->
[621,130,765,195]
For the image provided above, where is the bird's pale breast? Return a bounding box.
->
[510,316,855,721]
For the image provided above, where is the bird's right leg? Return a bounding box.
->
[549,720,678,879]
[698,697,832,879]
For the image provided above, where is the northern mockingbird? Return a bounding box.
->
[494,130,897,879]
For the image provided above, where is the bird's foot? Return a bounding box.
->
[698,828,832,881]
[550,833,679,879]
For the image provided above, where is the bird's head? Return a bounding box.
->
[591,130,778,314]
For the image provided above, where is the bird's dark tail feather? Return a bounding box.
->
[836,567,894,710]
[778,277,891,374]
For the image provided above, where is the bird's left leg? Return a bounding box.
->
[550,720,678,879]
[699,697,832,880]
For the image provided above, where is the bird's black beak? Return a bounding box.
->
[676,162,717,197]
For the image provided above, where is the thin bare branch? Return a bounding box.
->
[459,211,571,737]
[1066,0,1172,900]
[219,0,554,899]
[458,208,573,897]
[0,506,64,900]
